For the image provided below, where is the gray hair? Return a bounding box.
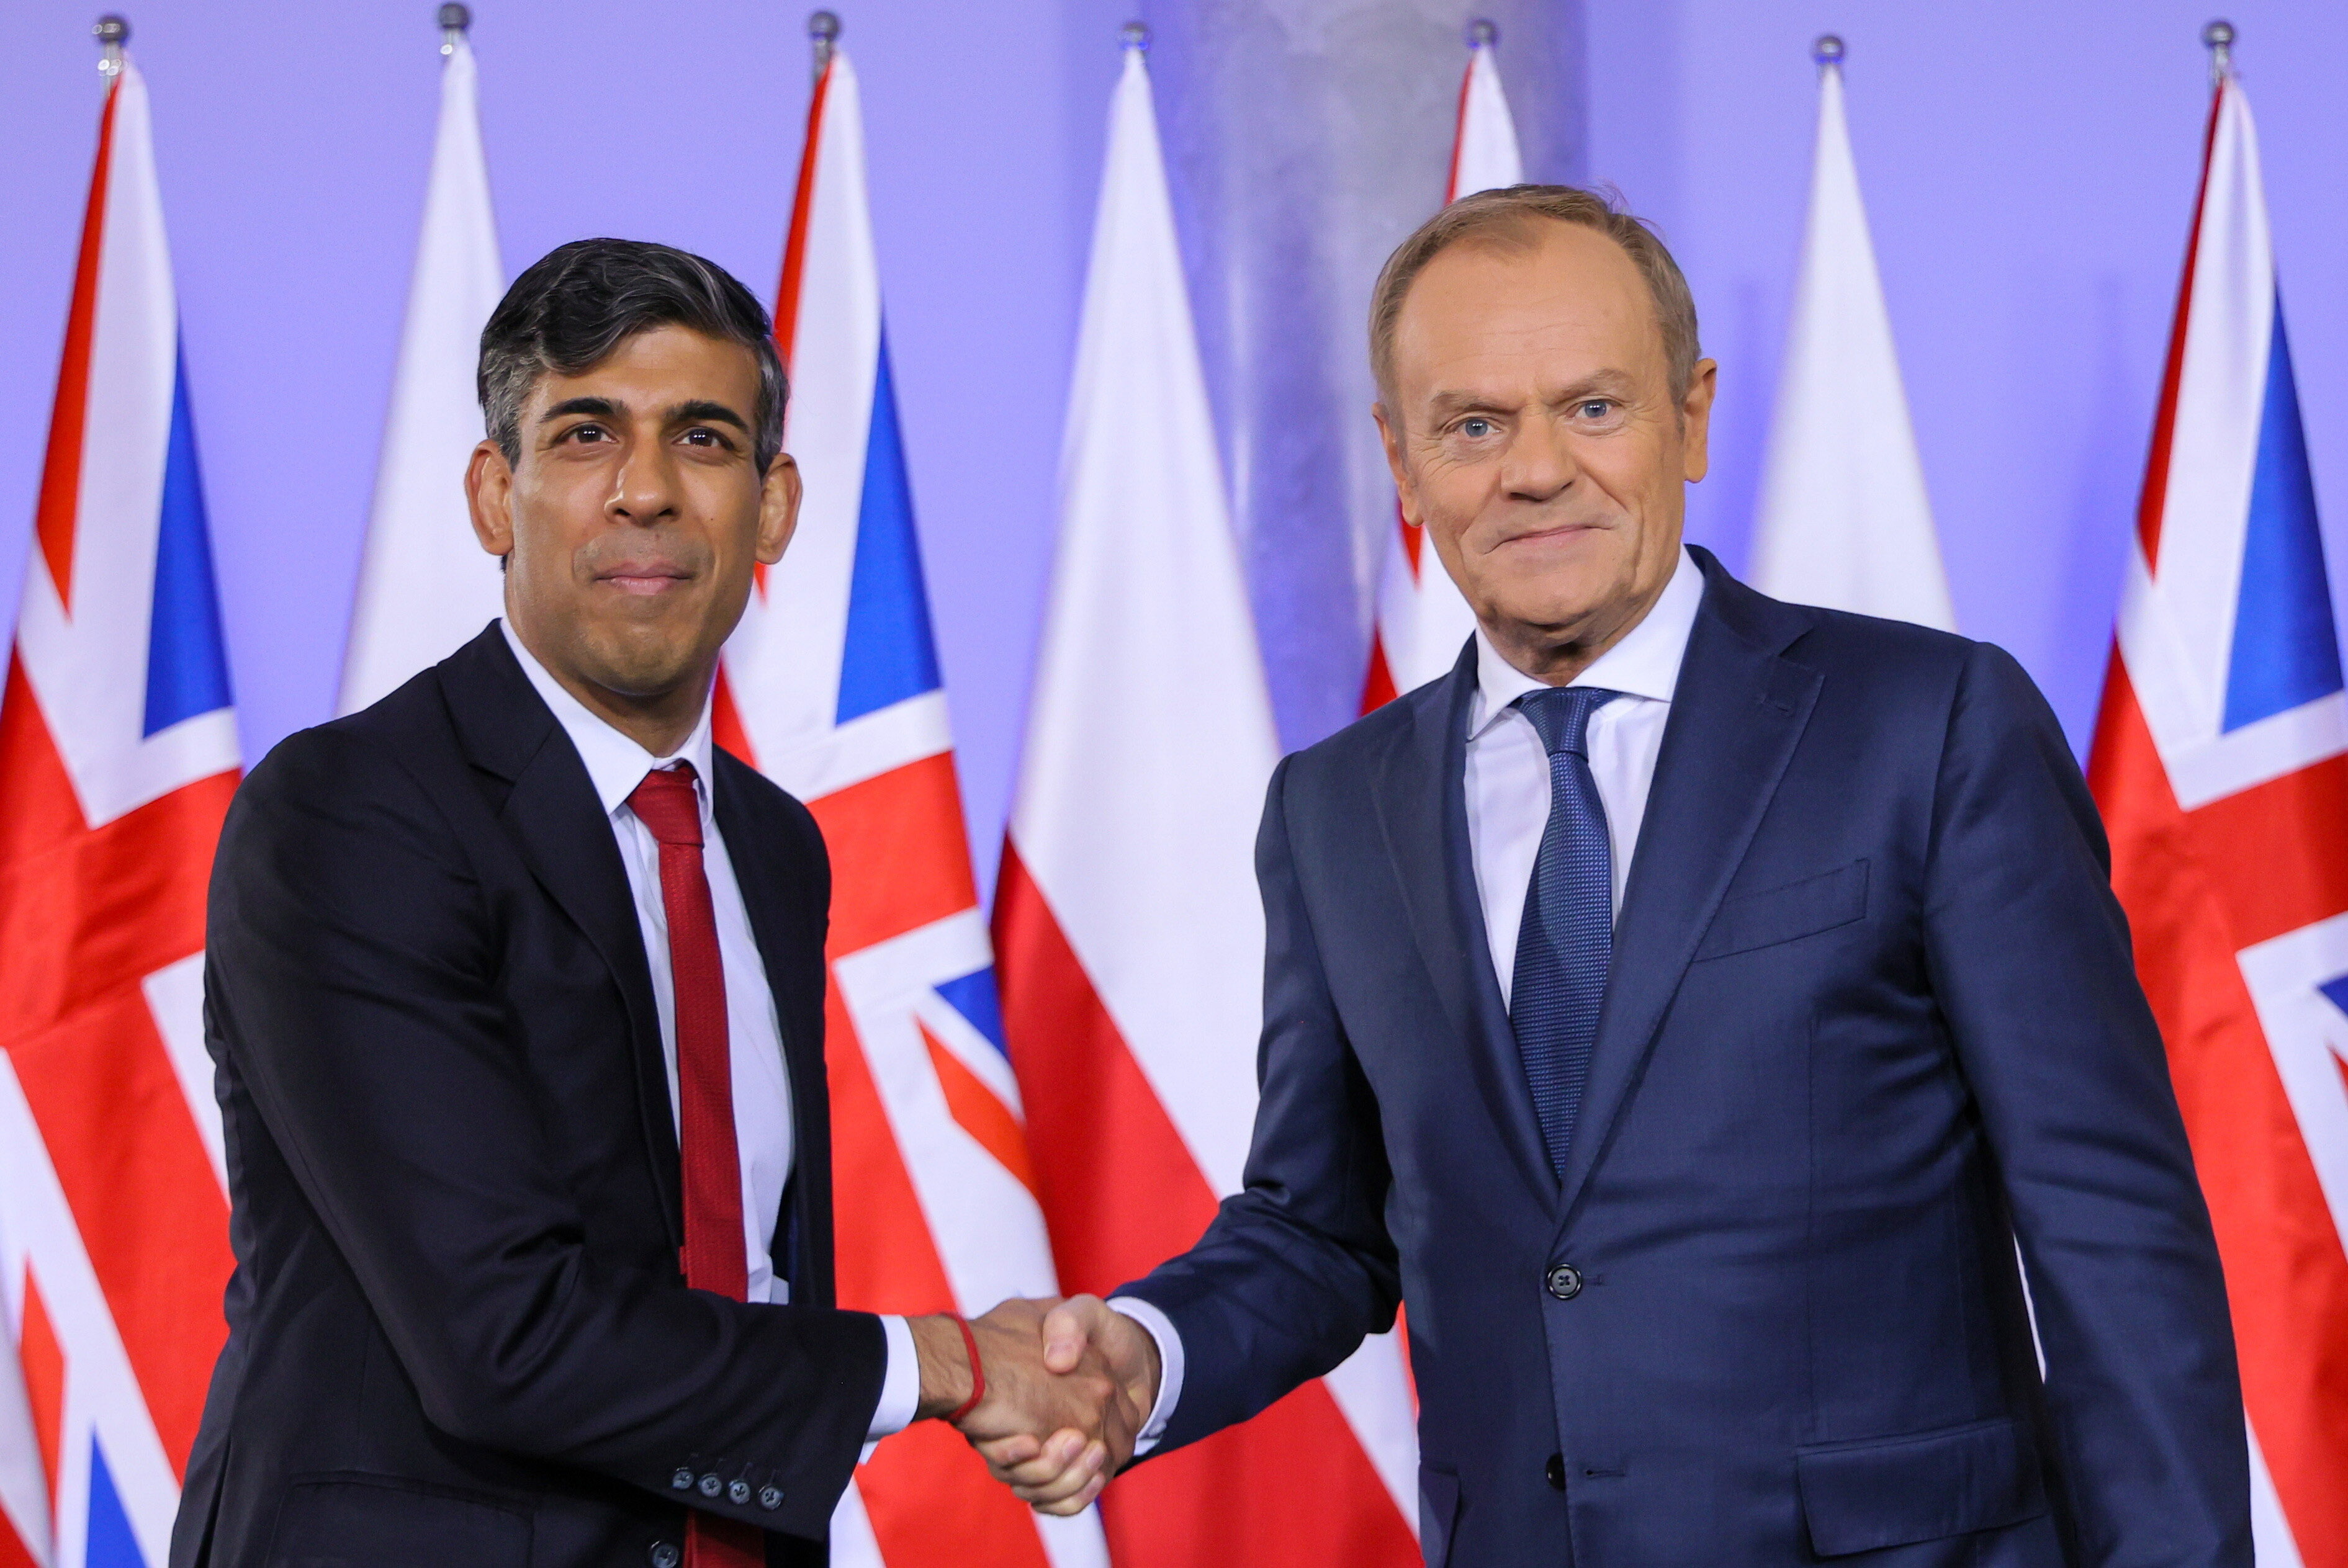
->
[1369,184,1701,408]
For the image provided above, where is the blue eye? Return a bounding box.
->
[1578,400,1613,419]
[1460,418,1494,438]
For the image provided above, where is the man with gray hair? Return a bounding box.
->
[985,187,2251,1565]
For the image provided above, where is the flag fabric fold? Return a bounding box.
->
[996,42,1419,1568]
[2085,65,2348,1568]
[713,46,1104,1568]
[338,32,506,715]
[1748,50,1953,629]
[1361,35,1521,712]
[0,59,240,1568]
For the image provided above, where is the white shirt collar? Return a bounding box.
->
[499,618,716,818]
[1469,544,1705,739]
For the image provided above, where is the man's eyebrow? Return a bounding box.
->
[1424,388,1513,418]
[1550,370,1638,401]
[669,399,750,433]
[539,395,623,424]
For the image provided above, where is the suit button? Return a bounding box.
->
[758,1484,784,1512]
[650,1544,681,1568]
[669,1467,695,1491]
[1545,1264,1583,1300]
[727,1480,751,1505]
[697,1473,723,1498]
[1545,1454,1567,1491]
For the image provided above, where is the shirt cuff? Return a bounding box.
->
[866,1314,920,1441]
[1104,1296,1185,1456]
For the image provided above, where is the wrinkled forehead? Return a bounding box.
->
[1391,226,1668,403]
[524,323,763,411]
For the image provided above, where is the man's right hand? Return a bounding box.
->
[964,1295,1163,1516]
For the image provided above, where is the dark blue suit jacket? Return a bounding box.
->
[1118,550,2248,1566]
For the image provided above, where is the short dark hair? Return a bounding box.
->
[478,238,788,472]
[1370,184,1701,408]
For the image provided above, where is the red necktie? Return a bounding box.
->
[627,764,764,1567]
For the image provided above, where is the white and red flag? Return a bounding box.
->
[1361,29,1523,710]
[995,39,1419,1567]
[1748,40,1953,630]
[2086,58,2348,1568]
[712,41,1105,1568]
[339,20,506,714]
[0,55,240,1568]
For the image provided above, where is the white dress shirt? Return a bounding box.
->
[501,622,917,1440]
[1113,546,1706,1446]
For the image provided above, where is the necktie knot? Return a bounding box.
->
[627,763,703,848]
[1514,686,1623,759]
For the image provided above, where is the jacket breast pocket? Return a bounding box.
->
[1694,859,1868,962]
[1796,1415,2047,1557]
[266,1474,530,1568]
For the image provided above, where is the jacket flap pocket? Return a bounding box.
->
[269,1474,531,1568]
[1797,1417,2045,1558]
[1694,859,1868,961]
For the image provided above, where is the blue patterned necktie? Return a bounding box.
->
[1509,686,1624,1179]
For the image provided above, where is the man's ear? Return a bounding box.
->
[1680,359,1719,484]
[1372,401,1422,527]
[755,452,803,567]
[467,441,516,561]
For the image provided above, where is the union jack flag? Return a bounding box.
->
[0,58,240,1568]
[2087,61,2348,1568]
[713,42,1105,1568]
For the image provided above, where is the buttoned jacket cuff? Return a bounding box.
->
[1104,1296,1184,1455]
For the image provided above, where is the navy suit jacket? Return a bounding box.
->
[1118,550,2249,1566]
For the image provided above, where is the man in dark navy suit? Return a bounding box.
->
[174,241,1131,1568]
[983,188,2251,1564]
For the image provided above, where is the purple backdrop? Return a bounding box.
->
[1588,0,2348,749]
[0,0,2342,901]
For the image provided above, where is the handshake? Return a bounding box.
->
[906,1295,1162,1515]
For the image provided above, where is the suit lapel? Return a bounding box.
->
[1554,553,1822,1222]
[1375,640,1560,1208]
[437,626,683,1250]
[710,756,834,1306]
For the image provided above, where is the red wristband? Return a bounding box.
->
[944,1314,986,1425]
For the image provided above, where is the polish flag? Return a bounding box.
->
[2085,54,2348,1568]
[0,54,240,1568]
[713,38,1105,1568]
[994,38,1419,1567]
[1361,28,1523,711]
[339,20,506,714]
[1748,38,1953,630]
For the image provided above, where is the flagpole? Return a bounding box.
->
[1467,17,1496,50]
[2202,18,2234,84]
[1120,19,1148,52]
[94,12,126,79]
[1812,32,1845,69]
[438,3,470,57]
[809,9,837,80]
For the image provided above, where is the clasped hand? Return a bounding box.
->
[914,1295,1160,1515]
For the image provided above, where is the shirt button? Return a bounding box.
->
[1545,1453,1567,1491]
[669,1468,695,1491]
[727,1480,752,1505]
[650,1543,682,1568]
[1545,1263,1584,1300]
[758,1485,784,1512]
[697,1473,723,1498]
